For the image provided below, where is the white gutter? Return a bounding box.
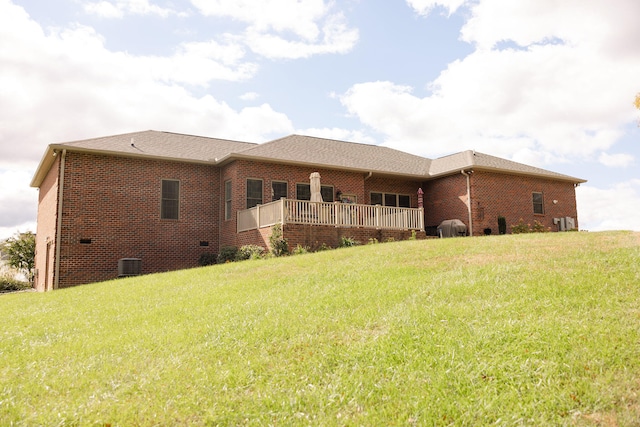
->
[461,169,473,236]
[53,149,66,290]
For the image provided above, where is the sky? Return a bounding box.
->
[1,0,639,239]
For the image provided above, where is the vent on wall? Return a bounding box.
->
[118,258,142,277]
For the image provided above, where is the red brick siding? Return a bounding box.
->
[34,156,60,292]
[56,153,219,287]
[470,171,579,235]
[364,177,423,206]
[282,224,427,250]
[423,173,469,229]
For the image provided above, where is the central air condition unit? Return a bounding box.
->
[565,217,575,230]
[553,217,566,231]
[118,258,142,277]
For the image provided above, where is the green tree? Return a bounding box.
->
[3,232,36,284]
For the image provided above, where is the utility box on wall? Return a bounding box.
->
[118,258,142,277]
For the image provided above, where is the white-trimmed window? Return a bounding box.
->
[246,179,263,209]
[161,179,180,220]
[370,192,411,208]
[533,192,544,214]
[224,180,232,221]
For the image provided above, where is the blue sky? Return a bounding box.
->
[1,0,639,238]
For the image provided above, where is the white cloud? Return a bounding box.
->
[341,0,640,164]
[191,0,358,59]
[406,0,467,16]
[0,1,295,234]
[0,169,38,239]
[83,0,184,18]
[576,180,640,231]
[598,152,635,168]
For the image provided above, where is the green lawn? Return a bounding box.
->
[1,231,639,426]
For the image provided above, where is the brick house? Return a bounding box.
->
[30,131,585,290]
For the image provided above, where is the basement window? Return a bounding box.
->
[80,238,92,244]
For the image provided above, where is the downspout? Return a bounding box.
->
[461,170,473,236]
[53,149,66,290]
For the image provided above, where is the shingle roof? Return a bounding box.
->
[231,134,432,177]
[31,130,586,187]
[429,150,585,182]
[51,130,256,162]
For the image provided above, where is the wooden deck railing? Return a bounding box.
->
[238,199,424,232]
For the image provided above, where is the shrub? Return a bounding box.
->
[339,236,359,248]
[237,245,265,260]
[511,219,550,234]
[315,243,332,252]
[498,216,507,235]
[198,253,217,266]
[0,272,30,293]
[217,246,238,263]
[291,244,310,255]
[409,230,417,240]
[511,219,530,234]
[269,224,289,257]
[368,238,379,245]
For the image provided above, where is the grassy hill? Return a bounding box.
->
[1,231,639,426]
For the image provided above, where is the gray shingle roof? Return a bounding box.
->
[51,130,256,162]
[232,134,432,177]
[31,130,586,187]
[429,150,585,182]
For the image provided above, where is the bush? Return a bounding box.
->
[291,244,310,255]
[269,224,289,257]
[198,253,217,266]
[0,273,30,293]
[237,245,265,260]
[511,219,550,234]
[498,216,507,235]
[217,246,238,263]
[339,236,359,248]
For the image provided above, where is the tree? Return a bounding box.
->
[635,93,640,111]
[3,232,36,284]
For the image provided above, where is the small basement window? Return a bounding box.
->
[80,238,92,244]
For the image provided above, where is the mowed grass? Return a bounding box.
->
[1,232,639,426]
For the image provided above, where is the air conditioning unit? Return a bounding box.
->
[553,217,566,231]
[565,217,575,230]
[118,258,142,277]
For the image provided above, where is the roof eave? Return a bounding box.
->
[215,152,429,180]
[428,165,587,184]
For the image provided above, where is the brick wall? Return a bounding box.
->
[423,173,469,229]
[34,155,60,292]
[423,171,579,235]
[55,152,220,287]
[220,160,423,246]
[470,171,579,235]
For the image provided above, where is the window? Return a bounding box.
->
[161,179,180,220]
[398,195,411,208]
[246,179,263,208]
[296,183,311,201]
[224,180,232,221]
[371,192,412,207]
[296,183,334,201]
[533,192,544,214]
[321,186,334,202]
[272,181,288,201]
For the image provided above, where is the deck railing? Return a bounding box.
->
[238,198,424,232]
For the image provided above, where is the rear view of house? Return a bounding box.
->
[30,131,585,290]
